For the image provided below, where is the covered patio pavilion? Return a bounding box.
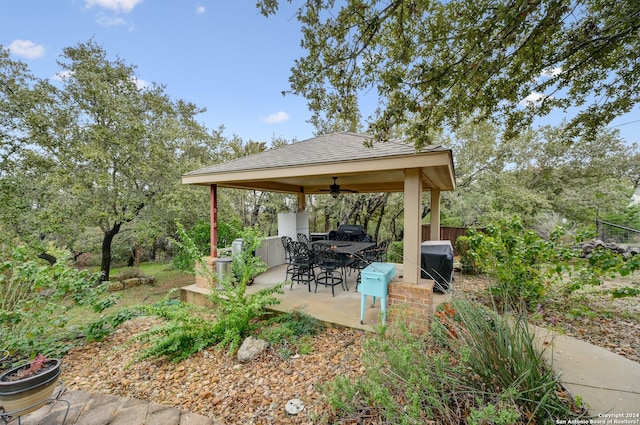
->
[181,132,456,328]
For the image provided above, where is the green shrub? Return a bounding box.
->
[0,245,115,360]
[386,241,403,263]
[463,216,574,311]
[434,300,574,421]
[135,226,284,362]
[258,309,323,358]
[610,286,640,299]
[172,220,211,272]
[229,226,268,286]
[455,235,481,274]
[323,301,582,424]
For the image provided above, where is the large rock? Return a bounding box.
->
[237,337,268,363]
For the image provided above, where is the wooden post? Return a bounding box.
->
[210,184,218,257]
[403,168,423,284]
[430,189,441,241]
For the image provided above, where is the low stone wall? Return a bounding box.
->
[578,239,640,259]
[107,276,156,292]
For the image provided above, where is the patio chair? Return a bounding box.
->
[373,239,391,262]
[281,236,294,280]
[351,247,379,291]
[288,241,316,291]
[314,245,347,296]
[297,233,310,244]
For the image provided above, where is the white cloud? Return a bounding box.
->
[133,78,148,90]
[260,111,290,124]
[520,92,547,106]
[195,5,206,14]
[96,15,127,27]
[85,0,143,13]
[52,70,74,81]
[542,67,562,78]
[8,39,45,59]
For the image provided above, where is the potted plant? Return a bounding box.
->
[0,354,62,416]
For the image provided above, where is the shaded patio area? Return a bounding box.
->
[182,263,453,331]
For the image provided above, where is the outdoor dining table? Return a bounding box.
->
[311,240,377,292]
[310,240,376,256]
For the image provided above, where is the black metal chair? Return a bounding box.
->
[314,245,346,296]
[297,233,310,244]
[288,241,316,291]
[281,236,294,280]
[373,239,391,262]
[351,247,379,291]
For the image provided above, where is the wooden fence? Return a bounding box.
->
[421,225,473,253]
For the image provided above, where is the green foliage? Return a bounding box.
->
[464,216,575,311]
[258,309,323,358]
[229,226,269,286]
[386,241,403,263]
[172,221,211,272]
[136,301,219,363]
[135,228,283,362]
[323,300,578,424]
[610,286,640,299]
[83,307,142,342]
[468,401,519,425]
[3,40,218,281]
[435,301,574,421]
[217,218,242,248]
[455,235,481,274]
[259,1,640,147]
[0,245,115,360]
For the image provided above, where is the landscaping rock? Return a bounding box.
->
[236,336,268,363]
[285,398,304,415]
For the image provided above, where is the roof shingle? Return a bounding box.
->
[185,132,444,176]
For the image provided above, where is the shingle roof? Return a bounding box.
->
[185,132,445,176]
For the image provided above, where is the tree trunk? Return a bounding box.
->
[100,222,121,282]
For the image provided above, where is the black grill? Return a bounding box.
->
[336,224,366,241]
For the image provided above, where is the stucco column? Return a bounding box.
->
[297,192,306,212]
[430,189,441,241]
[210,184,218,257]
[403,168,423,284]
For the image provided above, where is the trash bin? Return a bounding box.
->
[215,257,232,285]
[231,238,244,256]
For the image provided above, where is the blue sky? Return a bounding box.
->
[1,0,638,146]
[1,0,316,144]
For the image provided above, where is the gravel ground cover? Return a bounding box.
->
[61,272,639,424]
[62,317,366,424]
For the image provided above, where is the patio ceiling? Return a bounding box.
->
[182,132,456,194]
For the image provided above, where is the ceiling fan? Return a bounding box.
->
[325,176,358,198]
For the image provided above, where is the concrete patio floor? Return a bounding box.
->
[183,263,452,331]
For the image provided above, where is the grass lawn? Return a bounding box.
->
[65,262,193,329]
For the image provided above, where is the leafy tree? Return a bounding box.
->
[258,0,640,146]
[0,48,60,254]
[24,41,216,280]
[443,121,638,227]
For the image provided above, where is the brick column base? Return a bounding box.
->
[195,256,217,288]
[387,279,434,334]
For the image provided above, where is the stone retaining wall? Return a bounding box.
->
[107,276,156,292]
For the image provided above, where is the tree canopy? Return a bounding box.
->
[2,41,219,279]
[258,0,640,146]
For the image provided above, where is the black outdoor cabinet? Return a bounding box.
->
[420,241,454,293]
